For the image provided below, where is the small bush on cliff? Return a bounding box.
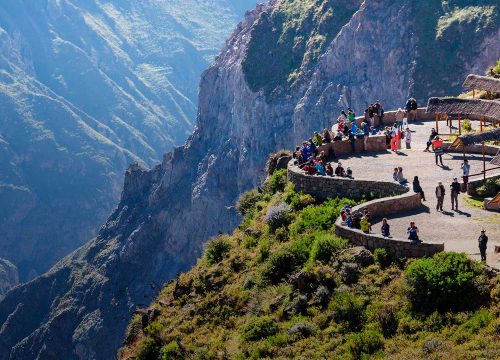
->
[309,233,349,264]
[242,316,279,341]
[404,252,488,313]
[236,190,263,216]
[283,183,315,211]
[329,290,366,331]
[265,202,292,232]
[265,169,288,194]
[204,236,232,265]
[346,330,384,359]
[160,340,184,360]
[137,337,161,360]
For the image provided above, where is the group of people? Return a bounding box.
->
[340,205,372,232]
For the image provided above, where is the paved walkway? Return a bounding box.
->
[336,120,500,269]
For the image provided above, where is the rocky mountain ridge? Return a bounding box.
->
[0,0,499,359]
[0,0,255,281]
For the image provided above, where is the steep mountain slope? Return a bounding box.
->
[0,0,499,359]
[118,176,500,359]
[0,259,18,301]
[0,0,256,280]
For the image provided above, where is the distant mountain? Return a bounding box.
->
[0,0,256,281]
[0,259,17,301]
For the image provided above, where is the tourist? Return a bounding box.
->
[396,167,407,185]
[347,109,355,123]
[405,97,418,121]
[404,127,412,149]
[424,128,438,151]
[335,162,345,177]
[478,230,488,262]
[450,177,460,211]
[413,176,426,201]
[352,212,361,229]
[375,101,384,126]
[461,159,470,189]
[362,121,370,150]
[303,161,316,175]
[390,123,399,151]
[293,146,304,165]
[435,181,445,211]
[346,167,353,178]
[302,141,312,160]
[309,138,317,157]
[349,130,356,153]
[393,168,399,181]
[381,218,390,238]
[345,214,353,228]
[343,123,350,137]
[318,150,328,165]
[432,136,444,166]
[407,221,420,242]
[360,215,371,233]
[314,160,326,176]
[368,105,375,128]
[323,129,332,144]
[334,131,343,141]
[313,131,323,147]
[396,108,405,130]
[385,128,392,149]
[325,163,334,176]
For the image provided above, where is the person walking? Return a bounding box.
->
[478,230,488,262]
[404,127,412,149]
[461,159,470,191]
[435,181,445,211]
[450,177,461,211]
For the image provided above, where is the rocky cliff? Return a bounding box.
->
[0,259,18,301]
[0,0,255,281]
[1,0,499,359]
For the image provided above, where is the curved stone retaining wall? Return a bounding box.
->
[287,163,408,200]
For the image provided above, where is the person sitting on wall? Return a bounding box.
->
[343,123,350,137]
[360,215,371,233]
[303,160,316,175]
[381,218,391,238]
[301,141,312,160]
[314,160,326,176]
[293,146,304,165]
[347,109,355,123]
[407,221,421,242]
[335,162,345,177]
[393,167,399,181]
[412,176,426,201]
[318,150,328,165]
[352,211,361,229]
[322,129,332,144]
[308,138,317,157]
[349,130,356,153]
[346,167,353,178]
[313,131,323,147]
[396,167,407,185]
[333,131,343,141]
[345,214,353,228]
[325,162,334,176]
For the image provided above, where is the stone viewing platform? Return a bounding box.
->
[288,111,500,268]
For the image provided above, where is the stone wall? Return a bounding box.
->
[287,163,408,200]
[334,193,444,258]
[317,135,387,158]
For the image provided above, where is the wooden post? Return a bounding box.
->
[473,89,475,99]
[458,114,461,135]
[436,113,439,133]
[480,116,483,132]
[482,142,486,181]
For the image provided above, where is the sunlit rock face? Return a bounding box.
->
[0,0,256,281]
[0,1,498,359]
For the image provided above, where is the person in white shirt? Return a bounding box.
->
[405,127,412,149]
[461,159,470,188]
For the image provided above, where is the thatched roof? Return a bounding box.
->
[450,128,500,147]
[463,74,500,93]
[427,97,500,119]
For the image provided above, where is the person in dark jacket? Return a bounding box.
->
[450,177,461,210]
[478,230,488,262]
[424,128,438,152]
[435,181,445,211]
[413,176,426,201]
[381,218,390,238]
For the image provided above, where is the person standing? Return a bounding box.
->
[424,128,438,152]
[435,181,445,211]
[405,127,412,149]
[450,177,461,211]
[432,136,444,166]
[478,230,488,262]
[461,159,470,191]
[396,108,405,130]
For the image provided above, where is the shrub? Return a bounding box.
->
[404,252,487,313]
[309,233,349,264]
[160,340,184,360]
[205,236,232,265]
[370,302,399,338]
[259,240,271,262]
[476,178,500,198]
[462,119,472,132]
[137,337,161,360]
[265,202,292,232]
[242,316,279,341]
[283,184,315,211]
[340,263,360,285]
[236,190,262,216]
[329,291,365,331]
[288,321,317,339]
[455,310,494,340]
[290,198,355,236]
[265,169,288,194]
[346,330,384,359]
[261,239,310,284]
[373,248,391,269]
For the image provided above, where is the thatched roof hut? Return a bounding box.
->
[450,128,500,147]
[427,97,500,120]
[463,74,500,93]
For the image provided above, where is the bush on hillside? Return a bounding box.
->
[283,184,315,211]
[265,169,288,194]
[329,291,366,331]
[404,252,488,313]
[346,330,384,359]
[265,202,292,232]
[476,178,500,198]
[242,316,279,341]
[160,341,184,360]
[373,248,392,269]
[137,337,161,360]
[310,233,349,264]
[205,236,232,265]
[236,190,263,216]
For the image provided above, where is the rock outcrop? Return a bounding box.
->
[0,0,255,281]
[0,259,18,301]
[1,0,499,359]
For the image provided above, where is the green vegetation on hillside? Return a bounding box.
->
[120,167,500,360]
[242,0,361,98]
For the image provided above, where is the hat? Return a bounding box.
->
[481,229,486,233]
[453,177,458,180]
